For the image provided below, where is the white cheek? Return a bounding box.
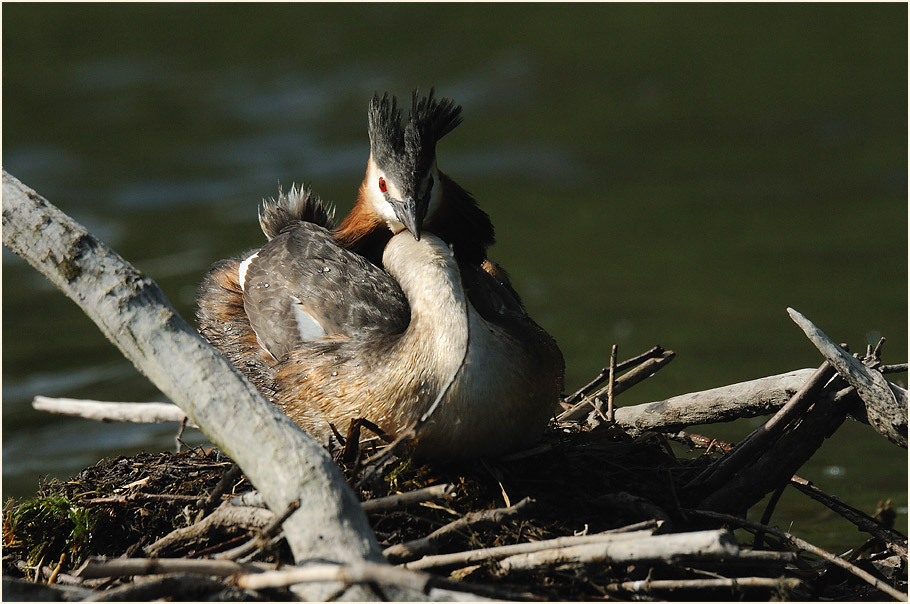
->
[367,189,405,233]
[365,157,406,232]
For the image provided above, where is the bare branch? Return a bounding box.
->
[788,307,907,448]
[690,509,907,601]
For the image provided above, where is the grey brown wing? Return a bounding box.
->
[241,222,409,360]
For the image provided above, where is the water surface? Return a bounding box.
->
[3,4,906,551]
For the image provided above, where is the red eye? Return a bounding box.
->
[378,177,387,193]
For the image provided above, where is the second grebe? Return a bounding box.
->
[197,91,564,460]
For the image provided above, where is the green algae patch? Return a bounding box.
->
[3,495,97,568]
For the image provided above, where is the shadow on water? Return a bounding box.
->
[2,3,906,551]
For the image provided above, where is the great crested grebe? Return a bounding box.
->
[197,90,564,460]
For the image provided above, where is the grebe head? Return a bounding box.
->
[364,89,462,239]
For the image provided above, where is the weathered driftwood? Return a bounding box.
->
[403,527,660,571]
[1,170,428,601]
[614,368,819,435]
[144,502,274,557]
[32,396,197,426]
[75,557,270,579]
[686,362,836,495]
[384,497,532,563]
[789,476,908,560]
[788,307,908,448]
[496,529,739,572]
[362,483,455,513]
[691,509,907,601]
[605,576,805,595]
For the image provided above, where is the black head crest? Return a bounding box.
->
[368,88,462,188]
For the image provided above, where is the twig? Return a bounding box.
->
[215,498,301,561]
[589,345,619,429]
[606,576,805,594]
[75,556,270,579]
[403,528,659,571]
[384,497,533,563]
[196,463,242,522]
[558,350,676,423]
[689,509,907,601]
[80,492,202,505]
[789,476,908,561]
[563,345,665,405]
[607,344,617,423]
[754,483,787,549]
[175,416,189,453]
[881,363,908,374]
[46,553,66,585]
[144,503,274,557]
[91,575,232,602]
[686,361,836,493]
[361,484,455,513]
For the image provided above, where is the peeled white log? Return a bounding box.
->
[1,170,418,601]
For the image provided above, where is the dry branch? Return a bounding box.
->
[75,557,269,579]
[788,308,907,448]
[562,345,666,405]
[686,361,836,496]
[613,368,818,436]
[144,502,275,557]
[362,484,455,513]
[403,528,659,571]
[694,370,853,513]
[605,576,805,595]
[384,497,532,563]
[789,476,908,561]
[32,396,196,426]
[233,561,511,600]
[496,529,739,572]
[558,350,675,422]
[691,509,907,601]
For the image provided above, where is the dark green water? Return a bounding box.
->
[3,4,907,552]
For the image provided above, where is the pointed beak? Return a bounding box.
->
[394,195,424,240]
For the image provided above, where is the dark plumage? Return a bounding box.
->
[196,89,565,460]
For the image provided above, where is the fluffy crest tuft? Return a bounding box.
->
[368,88,462,187]
[259,183,336,240]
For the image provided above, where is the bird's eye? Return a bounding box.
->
[378,177,387,193]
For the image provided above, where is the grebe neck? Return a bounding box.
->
[381,232,470,413]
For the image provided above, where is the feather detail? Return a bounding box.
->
[259,183,336,240]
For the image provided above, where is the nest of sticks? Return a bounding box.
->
[4,339,907,602]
